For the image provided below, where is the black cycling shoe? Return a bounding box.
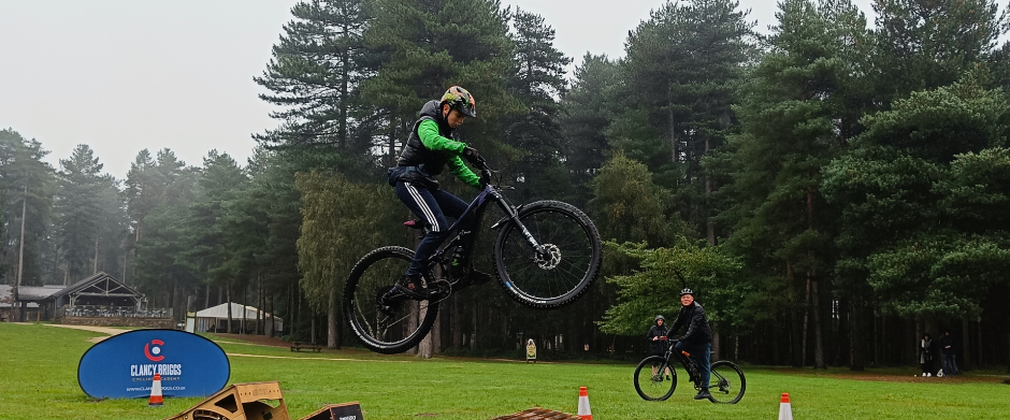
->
[694,391,712,400]
[395,275,431,300]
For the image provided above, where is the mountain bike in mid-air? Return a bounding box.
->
[344,157,602,354]
[634,337,746,403]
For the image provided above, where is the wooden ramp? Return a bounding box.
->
[492,407,580,420]
[163,381,289,420]
[298,402,363,420]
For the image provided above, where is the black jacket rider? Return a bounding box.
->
[669,301,712,345]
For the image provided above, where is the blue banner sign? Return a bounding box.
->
[78,329,230,399]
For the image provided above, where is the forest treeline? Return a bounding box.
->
[2,0,1010,370]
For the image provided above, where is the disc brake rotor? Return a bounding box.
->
[534,244,562,270]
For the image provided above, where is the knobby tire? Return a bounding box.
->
[493,200,602,309]
[634,355,677,401]
[343,246,438,354]
[707,360,746,404]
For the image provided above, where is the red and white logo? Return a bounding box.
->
[144,339,165,362]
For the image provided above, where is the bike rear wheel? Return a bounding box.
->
[343,246,438,354]
[493,200,602,309]
[707,360,746,404]
[634,355,677,401]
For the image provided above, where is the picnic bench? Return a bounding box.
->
[290,341,322,352]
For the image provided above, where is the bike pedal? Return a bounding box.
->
[427,280,452,303]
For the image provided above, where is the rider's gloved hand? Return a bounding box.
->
[660,336,667,341]
[462,146,482,164]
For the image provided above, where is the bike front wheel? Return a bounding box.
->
[493,200,602,309]
[634,355,677,401]
[707,360,746,404]
[343,246,438,354]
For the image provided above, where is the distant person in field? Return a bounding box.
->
[919,333,935,377]
[646,315,672,379]
[939,331,958,377]
[669,288,713,400]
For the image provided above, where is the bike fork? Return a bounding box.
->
[490,189,545,254]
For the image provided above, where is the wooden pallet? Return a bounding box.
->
[492,407,580,420]
[163,381,289,420]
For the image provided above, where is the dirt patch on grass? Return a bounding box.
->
[208,333,293,348]
[39,323,134,343]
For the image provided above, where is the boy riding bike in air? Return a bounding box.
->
[386,86,494,299]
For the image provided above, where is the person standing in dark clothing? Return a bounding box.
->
[646,315,671,379]
[668,288,713,400]
[939,331,958,377]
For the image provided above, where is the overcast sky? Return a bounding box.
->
[0,0,898,180]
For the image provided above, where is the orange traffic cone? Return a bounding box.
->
[577,386,592,420]
[778,393,793,420]
[148,373,163,407]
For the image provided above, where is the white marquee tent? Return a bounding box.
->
[195,302,283,336]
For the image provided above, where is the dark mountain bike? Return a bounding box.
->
[344,157,602,354]
[634,338,746,403]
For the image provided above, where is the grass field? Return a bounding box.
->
[1,322,1008,420]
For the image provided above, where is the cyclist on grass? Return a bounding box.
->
[386,85,494,299]
[669,288,713,400]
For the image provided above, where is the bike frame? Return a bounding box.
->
[659,340,705,389]
[421,163,544,278]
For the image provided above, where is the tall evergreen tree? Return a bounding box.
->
[619,0,755,241]
[238,148,305,335]
[191,151,251,322]
[123,148,193,285]
[870,0,1009,103]
[54,144,115,283]
[502,8,573,202]
[93,181,128,278]
[559,53,621,204]
[714,0,869,368]
[0,129,56,286]
[823,74,1010,368]
[124,149,158,243]
[256,0,371,156]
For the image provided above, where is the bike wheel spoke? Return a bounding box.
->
[344,247,438,354]
[634,356,676,401]
[707,361,746,404]
[494,202,600,308]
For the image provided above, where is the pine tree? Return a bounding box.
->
[870,0,1009,103]
[716,0,870,368]
[54,144,115,283]
[256,0,371,155]
[559,53,621,205]
[620,0,755,240]
[0,129,56,286]
[124,149,159,243]
[502,8,573,202]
